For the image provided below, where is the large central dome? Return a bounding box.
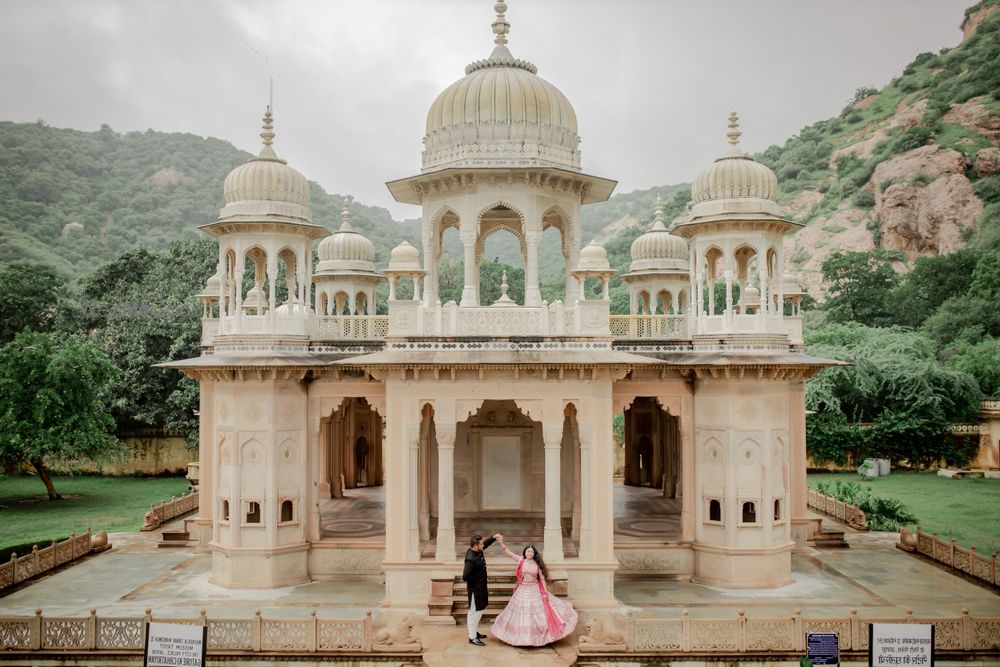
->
[421,1,582,173]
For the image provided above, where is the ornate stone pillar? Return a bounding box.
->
[435,423,457,562]
[460,232,477,307]
[318,417,331,500]
[422,231,435,304]
[543,423,564,562]
[525,230,542,307]
[407,423,421,561]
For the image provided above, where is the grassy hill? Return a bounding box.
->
[0,122,418,275]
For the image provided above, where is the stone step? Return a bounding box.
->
[161,529,191,541]
[813,530,849,548]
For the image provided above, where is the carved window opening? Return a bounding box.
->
[221,500,230,522]
[773,498,782,522]
[280,500,294,523]
[245,501,261,524]
[742,501,757,524]
[709,499,722,522]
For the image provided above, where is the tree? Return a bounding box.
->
[0,331,124,499]
[888,249,979,328]
[0,262,66,344]
[821,250,900,327]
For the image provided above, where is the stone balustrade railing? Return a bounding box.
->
[0,608,408,655]
[807,489,868,530]
[141,490,199,531]
[948,423,990,435]
[0,531,94,592]
[576,608,1000,655]
[981,399,1000,412]
[912,527,998,586]
[313,315,389,340]
[609,315,688,339]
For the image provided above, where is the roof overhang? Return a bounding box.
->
[386,167,617,206]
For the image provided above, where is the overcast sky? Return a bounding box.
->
[1,0,971,220]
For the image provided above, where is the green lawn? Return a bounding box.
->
[808,471,1000,555]
[0,475,190,556]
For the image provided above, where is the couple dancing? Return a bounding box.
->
[463,533,578,647]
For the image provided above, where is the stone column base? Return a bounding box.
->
[692,542,794,589]
[792,517,822,546]
[189,518,213,551]
[210,543,309,588]
[563,561,619,609]
[382,562,439,610]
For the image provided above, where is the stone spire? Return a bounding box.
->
[652,195,667,231]
[340,195,354,231]
[726,111,743,156]
[492,1,510,46]
[257,106,281,161]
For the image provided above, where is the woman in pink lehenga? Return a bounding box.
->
[490,538,578,646]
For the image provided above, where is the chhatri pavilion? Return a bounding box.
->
[166,0,832,612]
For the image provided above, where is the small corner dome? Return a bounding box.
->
[387,240,422,272]
[629,201,689,272]
[317,223,375,267]
[198,270,222,299]
[222,107,311,208]
[690,113,779,209]
[274,297,311,316]
[782,270,805,295]
[578,241,611,272]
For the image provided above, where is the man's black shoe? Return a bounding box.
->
[469,637,486,646]
[477,632,486,639]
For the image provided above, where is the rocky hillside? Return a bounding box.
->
[751,1,1000,296]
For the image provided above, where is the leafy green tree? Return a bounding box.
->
[821,251,900,327]
[81,240,215,441]
[888,249,979,328]
[921,251,1000,345]
[805,323,982,464]
[943,336,1000,396]
[0,331,123,499]
[0,262,66,344]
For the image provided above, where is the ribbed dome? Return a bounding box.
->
[629,197,689,273]
[222,108,311,209]
[782,271,805,296]
[421,2,581,172]
[197,270,222,300]
[316,204,376,274]
[577,241,611,272]
[691,113,778,204]
[387,241,423,272]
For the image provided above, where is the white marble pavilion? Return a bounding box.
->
[166,0,833,611]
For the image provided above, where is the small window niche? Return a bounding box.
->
[741,501,758,525]
[773,498,783,523]
[705,498,723,525]
[221,499,230,522]
[280,499,295,523]
[245,500,262,524]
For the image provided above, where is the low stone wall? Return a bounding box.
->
[906,527,998,586]
[49,433,192,476]
[140,490,199,531]
[578,608,1000,656]
[0,531,96,592]
[0,608,424,659]
[806,489,868,530]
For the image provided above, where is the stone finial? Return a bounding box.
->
[500,270,509,296]
[258,105,278,159]
[652,195,666,230]
[726,111,742,154]
[492,1,510,46]
[341,195,354,231]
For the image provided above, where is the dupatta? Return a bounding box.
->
[514,557,566,638]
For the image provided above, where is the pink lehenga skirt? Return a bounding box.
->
[490,581,578,646]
